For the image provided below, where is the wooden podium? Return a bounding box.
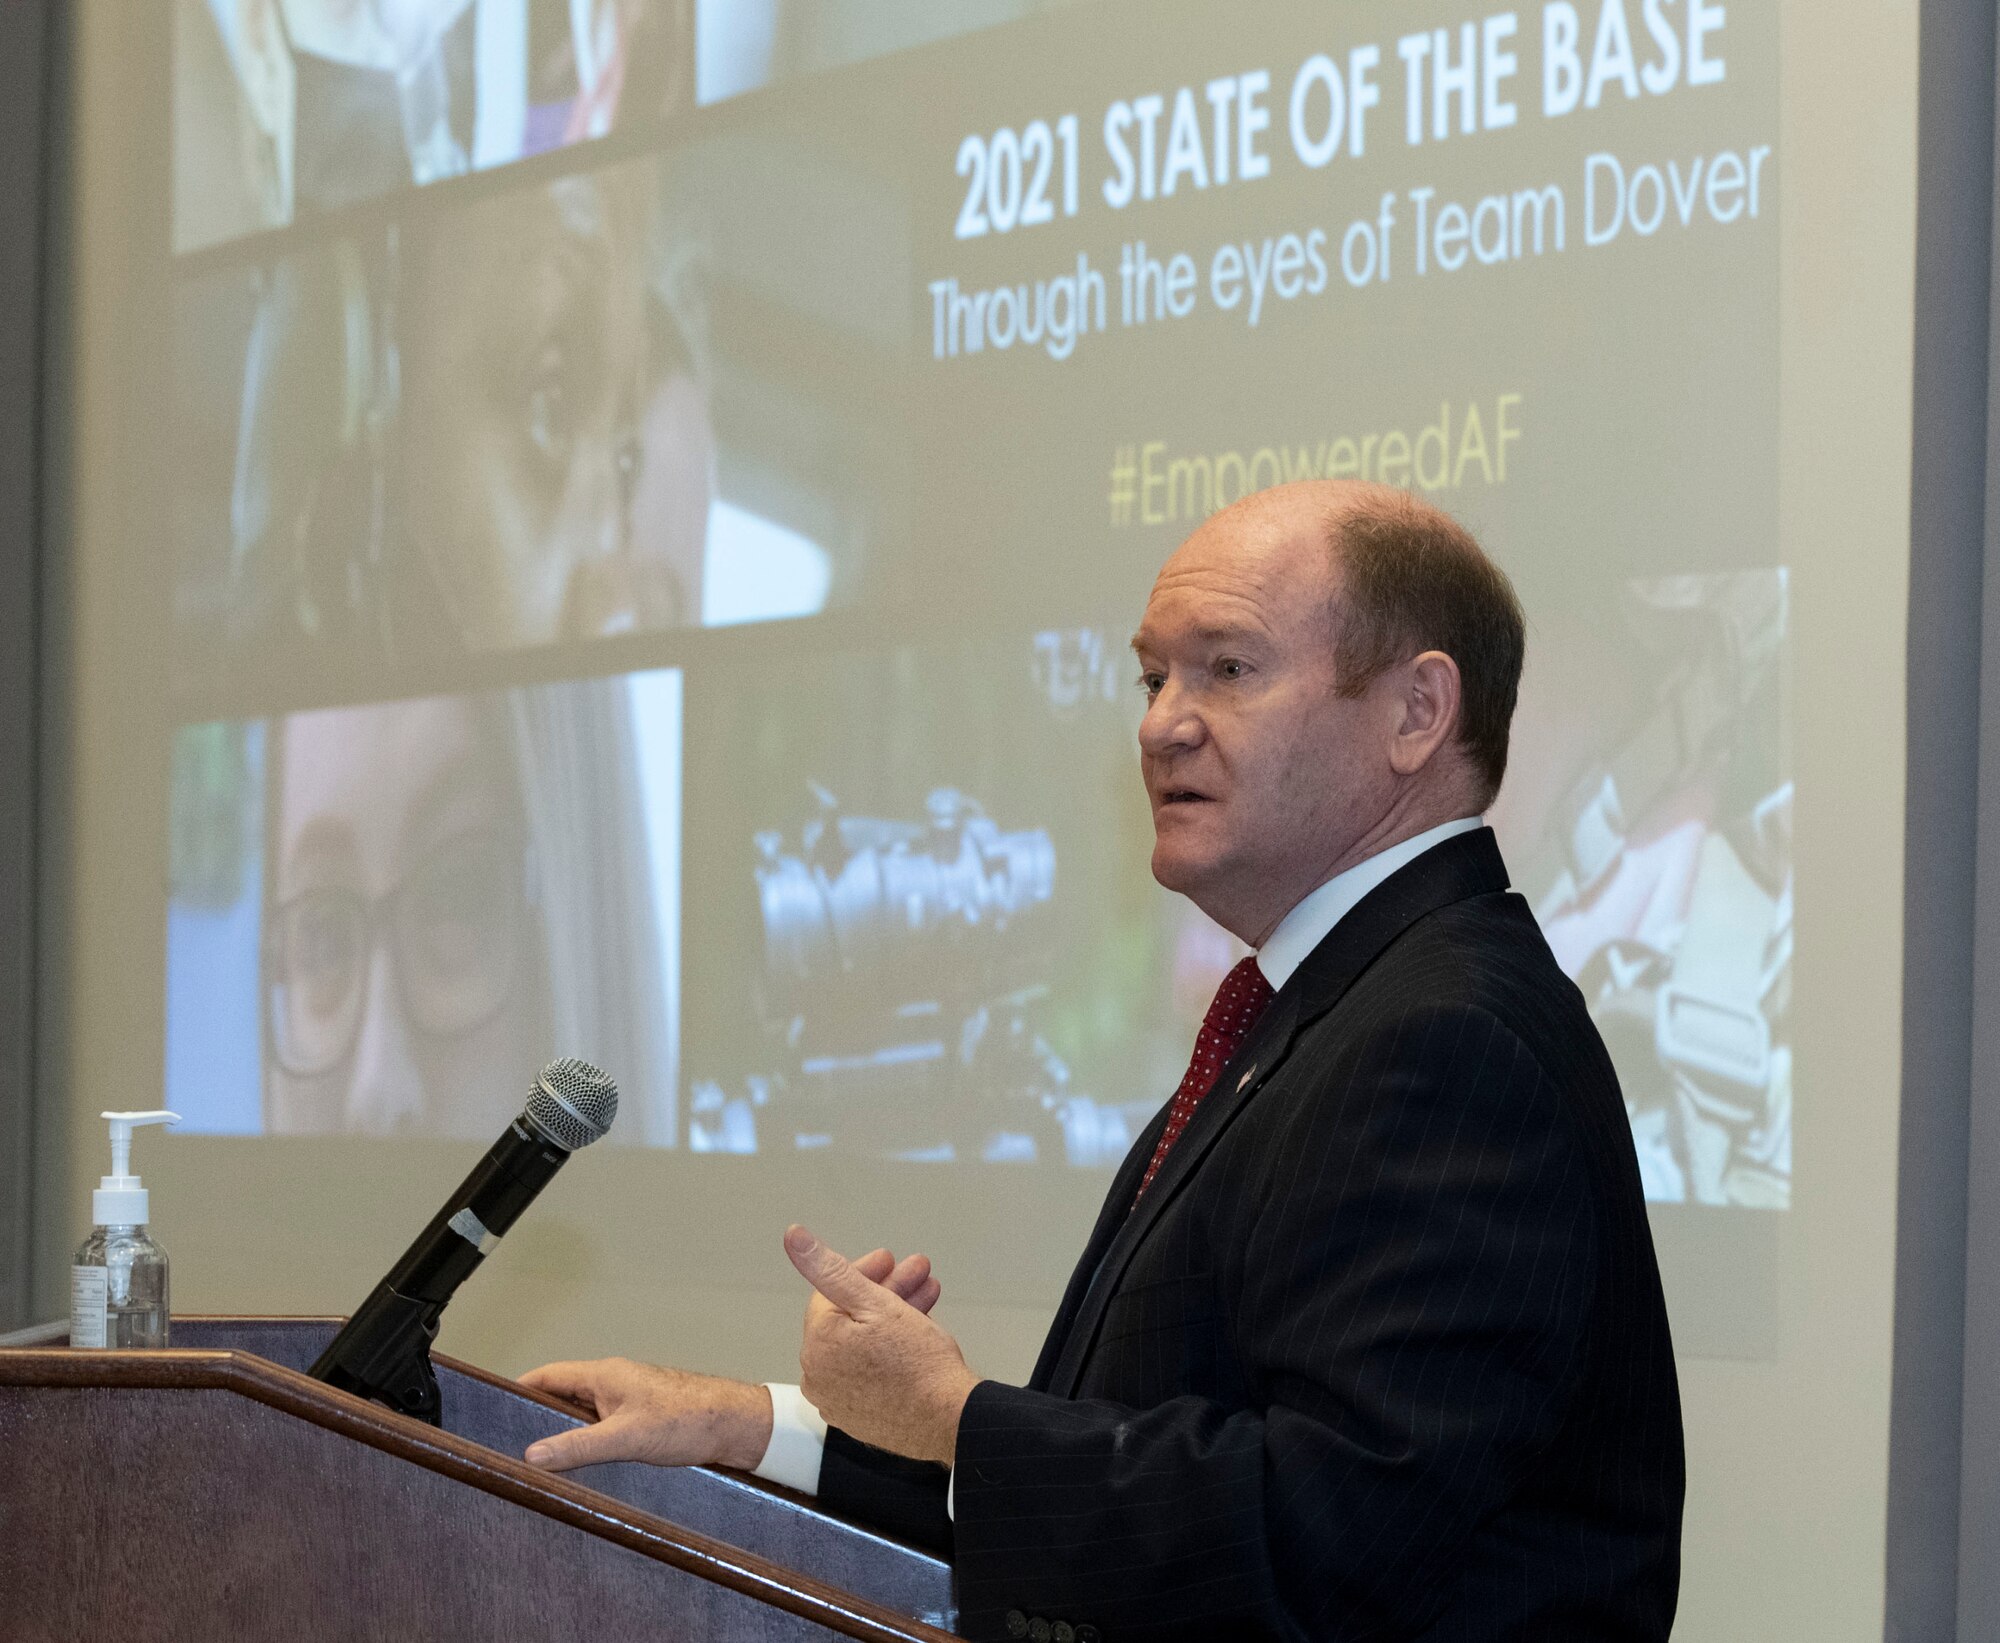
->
[0,1317,959,1641]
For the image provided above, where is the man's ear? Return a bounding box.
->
[1387,650,1463,777]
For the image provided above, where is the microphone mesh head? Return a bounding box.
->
[525,1058,619,1152]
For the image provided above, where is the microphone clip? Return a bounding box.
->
[310,1284,445,1426]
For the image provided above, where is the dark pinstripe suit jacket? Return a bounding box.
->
[819,829,1684,1642]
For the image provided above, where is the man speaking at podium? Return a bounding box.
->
[523,481,1685,1642]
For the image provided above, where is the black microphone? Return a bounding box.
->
[309,1058,618,1424]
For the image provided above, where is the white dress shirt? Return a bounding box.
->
[1251,816,1485,990]
[750,815,1489,1508]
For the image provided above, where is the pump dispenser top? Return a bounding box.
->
[94,1110,178,1225]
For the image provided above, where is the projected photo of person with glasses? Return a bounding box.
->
[258,681,676,1140]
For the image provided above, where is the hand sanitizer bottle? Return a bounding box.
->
[70,1110,179,1349]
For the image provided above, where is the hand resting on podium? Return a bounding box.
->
[520,1227,978,1474]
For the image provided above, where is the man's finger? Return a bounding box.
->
[524,1415,631,1472]
[887,1253,940,1314]
[518,1361,602,1413]
[884,1252,930,1298]
[854,1247,898,1284]
[784,1224,882,1316]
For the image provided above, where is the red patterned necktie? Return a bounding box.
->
[1135,956,1277,1202]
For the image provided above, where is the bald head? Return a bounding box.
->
[1176,480,1524,798]
[1133,481,1523,943]
[1177,477,1402,568]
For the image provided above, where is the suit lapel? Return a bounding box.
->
[1045,828,1512,1398]
[1025,1101,1172,1390]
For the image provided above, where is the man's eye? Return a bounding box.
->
[1218,658,1246,680]
[1138,672,1164,697]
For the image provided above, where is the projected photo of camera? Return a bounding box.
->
[691,785,1096,1164]
[682,629,1195,1169]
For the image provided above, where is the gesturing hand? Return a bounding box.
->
[786,1224,982,1468]
[521,1245,943,1473]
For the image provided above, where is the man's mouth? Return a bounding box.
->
[1159,789,1212,805]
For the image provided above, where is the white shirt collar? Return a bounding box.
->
[1254,817,1487,992]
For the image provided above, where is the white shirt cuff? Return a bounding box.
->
[752,1383,827,1495]
[751,1383,958,1521]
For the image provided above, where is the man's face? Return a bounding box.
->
[1131,498,1401,945]
[406,172,714,649]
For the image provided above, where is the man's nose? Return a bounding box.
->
[344,943,425,1136]
[1137,677,1206,759]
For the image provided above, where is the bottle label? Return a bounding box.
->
[70,1265,108,1349]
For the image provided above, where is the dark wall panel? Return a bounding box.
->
[1953,21,2000,1636]
[0,0,52,1331]
[1890,1,1999,1639]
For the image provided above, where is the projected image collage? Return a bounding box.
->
[164,0,1787,1209]
[163,0,1188,1165]
[166,620,1227,1166]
